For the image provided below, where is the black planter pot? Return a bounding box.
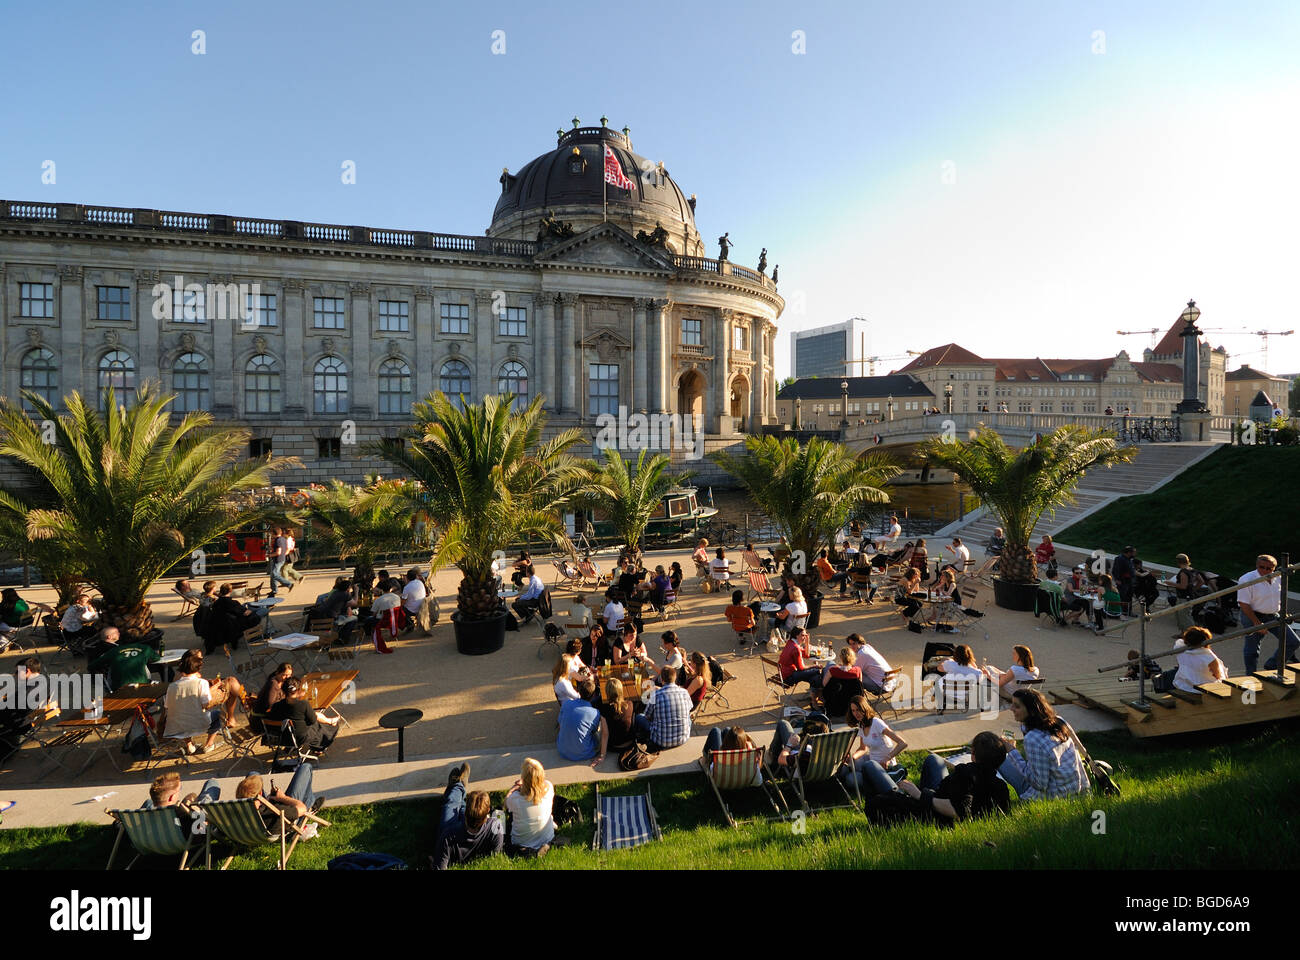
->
[993,577,1039,612]
[806,592,824,630]
[451,610,508,656]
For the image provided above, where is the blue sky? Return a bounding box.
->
[4,0,1298,376]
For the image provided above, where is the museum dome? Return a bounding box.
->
[488,122,702,253]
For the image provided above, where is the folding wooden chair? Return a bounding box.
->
[26,709,95,778]
[760,655,806,718]
[552,559,583,592]
[848,567,875,604]
[203,795,330,870]
[172,585,203,621]
[105,806,202,870]
[592,784,662,851]
[658,585,681,621]
[742,550,765,574]
[577,560,609,590]
[867,669,905,721]
[781,728,860,816]
[699,745,786,827]
[953,584,990,640]
[691,660,735,719]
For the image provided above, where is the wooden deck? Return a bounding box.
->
[1047,667,1299,738]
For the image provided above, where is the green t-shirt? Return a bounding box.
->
[92,643,160,690]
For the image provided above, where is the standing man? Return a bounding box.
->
[1237,554,1299,674]
[1112,546,1137,614]
[267,527,293,597]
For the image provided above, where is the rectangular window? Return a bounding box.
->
[245,292,278,327]
[96,286,131,321]
[733,325,747,351]
[313,297,345,329]
[249,437,273,458]
[378,299,409,332]
[681,318,702,345]
[317,437,342,460]
[589,363,620,417]
[440,302,469,334]
[1018,401,1033,413]
[172,287,206,323]
[19,283,54,318]
[499,306,527,337]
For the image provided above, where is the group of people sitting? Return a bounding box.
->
[300,567,432,653]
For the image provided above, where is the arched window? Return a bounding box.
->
[314,356,349,414]
[439,359,472,409]
[378,357,412,415]
[244,354,282,414]
[98,350,136,408]
[171,352,211,413]
[20,347,58,411]
[497,360,529,407]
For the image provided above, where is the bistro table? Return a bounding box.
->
[759,601,782,640]
[301,669,358,726]
[148,647,185,684]
[267,632,332,672]
[378,708,423,763]
[594,662,655,703]
[246,595,284,633]
[922,591,958,631]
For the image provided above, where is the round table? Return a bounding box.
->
[759,602,782,640]
[378,708,423,763]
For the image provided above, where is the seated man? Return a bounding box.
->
[89,627,161,692]
[235,767,324,824]
[614,558,643,599]
[268,677,341,753]
[0,657,47,762]
[556,680,601,762]
[400,568,427,634]
[767,716,830,778]
[433,764,503,870]
[635,666,692,752]
[815,548,849,597]
[941,537,971,575]
[778,627,823,691]
[846,633,892,695]
[162,648,244,754]
[723,590,756,644]
[512,565,546,624]
[867,731,1010,826]
[142,770,221,811]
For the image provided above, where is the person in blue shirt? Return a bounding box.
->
[512,565,546,624]
[557,679,601,764]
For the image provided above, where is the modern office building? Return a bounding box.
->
[790,317,871,379]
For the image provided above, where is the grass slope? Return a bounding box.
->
[2,724,1296,870]
[1057,446,1300,573]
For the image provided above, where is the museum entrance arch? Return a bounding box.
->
[677,369,706,423]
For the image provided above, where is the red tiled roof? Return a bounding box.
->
[1041,358,1114,380]
[1225,365,1280,381]
[897,343,991,371]
[1151,316,1190,358]
[988,358,1057,382]
[1131,361,1184,382]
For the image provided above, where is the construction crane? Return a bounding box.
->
[844,351,920,377]
[1197,329,1295,372]
[1116,328,1162,349]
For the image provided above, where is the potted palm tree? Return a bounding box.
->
[713,435,900,625]
[922,425,1136,610]
[579,448,678,563]
[309,478,418,585]
[374,393,590,655]
[0,385,297,637]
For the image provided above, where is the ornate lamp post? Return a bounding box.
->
[1175,299,1208,414]
[944,380,953,415]
[840,379,850,428]
[886,394,894,422]
[795,397,803,430]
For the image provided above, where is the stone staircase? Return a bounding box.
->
[943,442,1220,545]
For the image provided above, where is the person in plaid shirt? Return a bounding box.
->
[998,689,1089,799]
[637,665,692,751]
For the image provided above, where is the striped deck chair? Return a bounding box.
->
[202,796,330,870]
[785,728,860,816]
[742,550,765,573]
[746,570,775,603]
[552,559,583,592]
[578,559,609,590]
[591,784,662,851]
[106,806,200,870]
[699,745,786,827]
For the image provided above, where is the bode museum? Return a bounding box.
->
[0,121,783,485]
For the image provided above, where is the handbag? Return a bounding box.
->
[1064,722,1120,797]
[618,742,657,771]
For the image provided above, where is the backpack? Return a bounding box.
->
[618,742,657,772]
[328,852,407,870]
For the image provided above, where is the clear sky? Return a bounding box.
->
[3,0,1298,377]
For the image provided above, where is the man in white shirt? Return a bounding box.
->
[400,569,428,634]
[881,515,901,551]
[847,633,893,694]
[162,648,243,754]
[602,593,626,633]
[942,537,971,575]
[512,565,546,624]
[1237,554,1299,674]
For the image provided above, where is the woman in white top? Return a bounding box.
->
[552,653,582,702]
[843,695,909,796]
[602,594,626,632]
[505,758,557,855]
[936,644,984,709]
[709,547,732,583]
[660,631,685,671]
[1172,626,1226,694]
[778,586,808,634]
[984,644,1041,697]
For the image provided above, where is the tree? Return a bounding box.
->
[308,479,417,582]
[780,376,798,390]
[0,385,297,636]
[580,449,678,561]
[1289,376,1298,418]
[713,435,900,595]
[372,393,591,621]
[922,425,1137,583]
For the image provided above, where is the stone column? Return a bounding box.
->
[749,316,762,429]
[349,282,371,416]
[414,287,434,401]
[282,280,306,415]
[538,294,556,410]
[713,309,731,432]
[60,267,85,401]
[207,275,234,417]
[655,299,672,414]
[633,298,649,413]
[559,293,578,413]
[474,289,496,404]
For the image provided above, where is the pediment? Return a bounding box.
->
[535,223,674,272]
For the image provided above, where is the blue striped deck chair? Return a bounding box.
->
[591,784,662,851]
[106,806,199,870]
[202,796,330,870]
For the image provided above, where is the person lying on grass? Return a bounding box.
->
[865,731,1010,825]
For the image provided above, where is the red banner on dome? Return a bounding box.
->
[604,145,635,191]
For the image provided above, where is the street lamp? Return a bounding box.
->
[1176,298,1208,414]
[886,394,894,422]
[944,380,953,415]
[840,379,850,428]
[795,397,803,430]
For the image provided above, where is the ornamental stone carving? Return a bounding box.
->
[475,289,496,304]
[387,339,401,358]
[558,292,579,306]
[282,278,306,292]
[103,330,120,346]
[58,265,82,280]
[25,327,42,347]
[253,335,268,353]
[415,286,434,299]
[179,332,196,351]
[448,341,460,356]
[350,282,370,295]
[507,343,519,359]
[134,268,160,284]
[322,338,336,355]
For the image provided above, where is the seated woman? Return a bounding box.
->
[648,565,672,610]
[767,715,830,778]
[569,594,595,632]
[59,593,100,647]
[254,661,294,716]
[1092,574,1123,634]
[1171,626,1226,694]
[701,725,763,786]
[843,695,908,796]
[504,758,557,857]
[820,647,864,716]
[612,624,652,667]
[691,539,711,577]
[581,623,613,668]
[910,538,930,580]
[0,588,52,631]
[1035,534,1057,576]
[894,568,925,623]
[983,644,1040,698]
[682,651,710,709]
[724,589,756,643]
[553,653,586,702]
[933,644,984,709]
[268,677,341,753]
[709,547,732,585]
[866,731,1010,825]
[668,562,684,595]
[659,631,684,671]
[776,586,808,636]
[998,689,1089,799]
[596,677,638,767]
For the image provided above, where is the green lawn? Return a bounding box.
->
[2,723,1296,870]
[1056,445,1300,573]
